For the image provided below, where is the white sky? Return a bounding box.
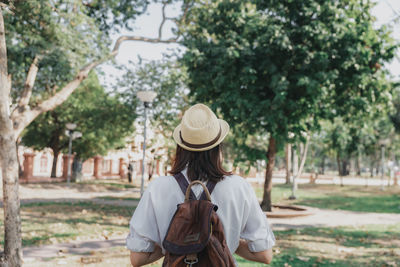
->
[101,0,400,87]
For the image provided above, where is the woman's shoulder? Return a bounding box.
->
[147,174,252,193]
[147,175,176,189]
[222,174,250,184]
[218,174,254,193]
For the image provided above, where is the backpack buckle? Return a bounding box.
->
[184,254,198,266]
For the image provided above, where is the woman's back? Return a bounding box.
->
[127,103,275,266]
[127,170,275,255]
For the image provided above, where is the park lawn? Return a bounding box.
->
[86,179,400,213]
[77,179,137,190]
[20,179,137,192]
[0,201,398,266]
[0,202,135,247]
[22,220,400,266]
[255,184,400,213]
[95,196,140,201]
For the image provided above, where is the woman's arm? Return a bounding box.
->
[130,244,163,267]
[235,239,273,264]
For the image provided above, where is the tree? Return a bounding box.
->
[115,59,190,168]
[21,73,137,177]
[0,0,190,264]
[182,0,397,211]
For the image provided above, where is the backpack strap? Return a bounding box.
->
[173,172,196,200]
[199,180,216,201]
[173,172,217,201]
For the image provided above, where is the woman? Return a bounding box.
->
[126,103,275,266]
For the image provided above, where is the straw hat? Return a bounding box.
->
[173,104,230,152]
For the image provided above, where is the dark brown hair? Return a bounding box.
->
[169,144,232,182]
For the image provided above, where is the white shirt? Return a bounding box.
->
[126,170,275,255]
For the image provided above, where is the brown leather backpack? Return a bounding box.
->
[162,173,236,267]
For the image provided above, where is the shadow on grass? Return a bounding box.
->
[22,180,137,193]
[0,233,78,247]
[22,233,78,247]
[295,194,400,213]
[21,201,135,216]
[276,225,400,248]
[235,247,358,267]
[94,196,140,201]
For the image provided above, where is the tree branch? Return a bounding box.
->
[10,1,182,137]
[384,0,400,17]
[0,9,12,126]
[17,55,40,109]
[158,2,168,39]
[11,33,178,136]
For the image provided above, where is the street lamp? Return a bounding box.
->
[137,90,157,197]
[65,123,82,185]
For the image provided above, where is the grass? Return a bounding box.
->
[7,182,400,266]
[23,222,400,267]
[254,184,400,213]
[0,201,135,247]
[268,224,400,267]
[150,224,400,267]
[77,179,137,190]
[95,196,140,201]
[6,198,398,266]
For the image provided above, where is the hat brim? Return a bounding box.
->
[173,119,230,152]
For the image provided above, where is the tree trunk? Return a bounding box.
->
[0,9,22,266]
[16,139,23,178]
[356,150,361,176]
[320,155,325,174]
[148,161,154,180]
[50,149,59,178]
[293,145,299,179]
[285,143,291,184]
[341,158,349,176]
[0,133,22,267]
[370,156,374,177]
[260,137,276,212]
[337,154,344,186]
[295,134,310,183]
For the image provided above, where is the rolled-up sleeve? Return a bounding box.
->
[240,182,276,252]
[126,184,160,252]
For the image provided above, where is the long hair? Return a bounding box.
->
[169,144,232,182]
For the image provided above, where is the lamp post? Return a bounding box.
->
[137,90,157,197]
[65,123,82,185]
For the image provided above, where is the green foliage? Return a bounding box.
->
[115,59,190,161]
[84,0,148,33]
[182,0,398,163]
[4,0,147,104]
[22,73,137,160]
